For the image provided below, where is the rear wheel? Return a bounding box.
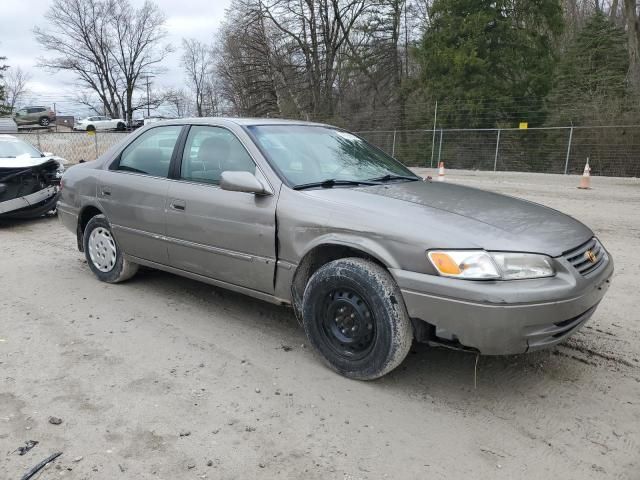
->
[83,214,138,283]
[39,117,50,127]
[86,125,96,132]
[302,258,412,380]
[116,122,125,131]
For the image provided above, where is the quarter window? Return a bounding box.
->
[180,126,255,185]
[116,125,182,177]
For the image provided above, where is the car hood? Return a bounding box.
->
[301,180,592,257]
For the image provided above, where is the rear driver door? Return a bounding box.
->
[98,125,184,264]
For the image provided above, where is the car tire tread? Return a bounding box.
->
[302,257,412,380]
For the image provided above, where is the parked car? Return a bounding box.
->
[57,119,614,379]
[74,116,126,132]
[13,106,56,127]
[0,135,67,219]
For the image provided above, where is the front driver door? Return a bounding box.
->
[165,125,277,294]
[98,125,184,264]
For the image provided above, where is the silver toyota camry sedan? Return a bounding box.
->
[57,118,614,379]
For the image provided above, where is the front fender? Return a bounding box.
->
[298,233,401,269]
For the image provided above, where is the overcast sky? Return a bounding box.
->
[1,0,233,117]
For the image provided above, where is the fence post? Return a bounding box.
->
[564,127,573,175]
[36,129,41,150]
[437,128,443,165]
[94,132,99,158]
[392,129,397,157]
[493,129,501,172]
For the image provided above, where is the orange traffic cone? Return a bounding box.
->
[578,159,591,190]
[437,161,445,182]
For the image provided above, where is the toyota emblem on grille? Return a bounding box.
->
[584,250,597,263]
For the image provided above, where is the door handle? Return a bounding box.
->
[100,188,111,196]
[170,199,186,211]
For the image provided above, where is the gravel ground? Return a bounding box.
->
[1,170,639,479]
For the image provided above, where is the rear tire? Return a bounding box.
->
[39,117,50,127]
[116,122,125,131]
[302,258,412,380]
[83,214,138,283]
[86,125,96,132]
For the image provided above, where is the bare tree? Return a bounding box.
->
[164,88,192,117]
[624,0,640,91]
[109,0,172,122]
[2,66,30,113]
[0,56,8,115]
[181,38,213,116]
[260,0,369,116]
[34,0,171,122]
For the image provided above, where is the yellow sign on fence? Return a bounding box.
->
[87,130,95,136]
[519,122,528,129]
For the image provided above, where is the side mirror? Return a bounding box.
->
[42,151,54,157]
[220,171,269,195]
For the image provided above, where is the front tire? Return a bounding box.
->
[83,214,138,283]
[86,125,96,132]
[302,258,412,380]
[39,117,50,127]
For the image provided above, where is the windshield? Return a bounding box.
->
[247,125,417,187]
[0,137,42,158]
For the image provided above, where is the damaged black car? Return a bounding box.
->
[0,134,66,219]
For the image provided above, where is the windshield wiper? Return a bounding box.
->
[367,174,420,183]
[293,179,380,190]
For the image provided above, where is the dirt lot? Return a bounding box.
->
[1,170,639,479]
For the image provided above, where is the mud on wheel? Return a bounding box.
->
[302,258,413,380]
[83,214,138,283]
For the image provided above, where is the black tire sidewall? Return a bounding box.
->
[83,215,126,283]
[39,117,49,126]
[302,258,410,379]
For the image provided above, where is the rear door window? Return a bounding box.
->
[116,126,182,177]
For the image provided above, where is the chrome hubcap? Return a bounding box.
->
[88,227,117,272]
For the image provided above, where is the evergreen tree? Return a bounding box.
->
[549,12,629,124]
[414,0,563,127]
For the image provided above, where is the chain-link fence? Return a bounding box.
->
[358,125,640,177]
[12,125,640,177]
[14,130,130,164]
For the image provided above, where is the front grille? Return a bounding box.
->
[564,237,606,276]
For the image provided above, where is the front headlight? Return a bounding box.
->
[490,252,554,280]
[428,250,554,280]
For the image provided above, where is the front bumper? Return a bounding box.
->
[0,186,59,217]
[391,254,614,355]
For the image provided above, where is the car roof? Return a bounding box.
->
[146,117,329,128]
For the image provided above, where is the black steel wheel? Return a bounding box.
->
[302,258,412,380]
[320,288,376,360]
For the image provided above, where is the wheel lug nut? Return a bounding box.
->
[350,313,355,318]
